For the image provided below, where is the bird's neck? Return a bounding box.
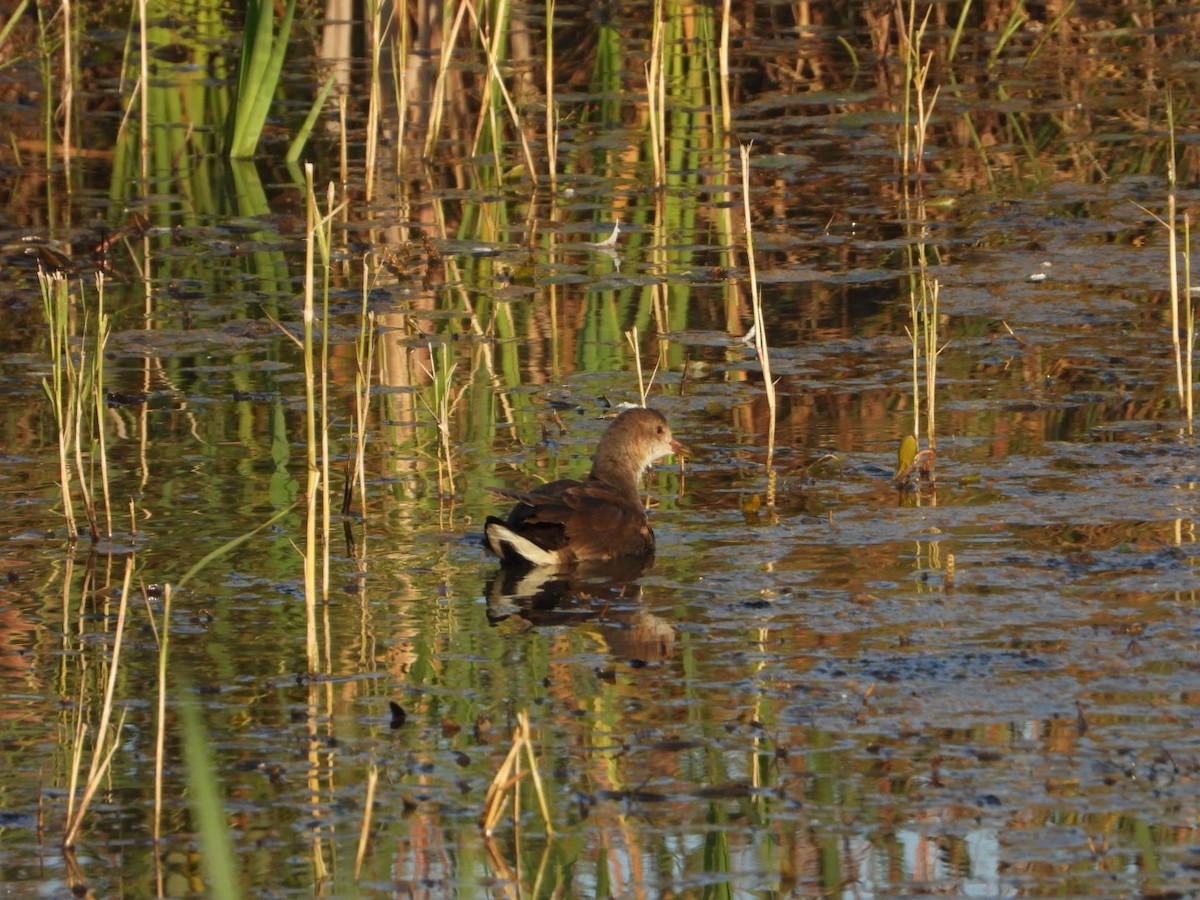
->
[589,451,646,505]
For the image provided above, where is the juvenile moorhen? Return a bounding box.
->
[484,408,687,568]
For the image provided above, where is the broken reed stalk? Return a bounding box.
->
[1185,214,1194,431]
[739,145,777,493]
[545,0,558,192]
[303,163,322,672]
[300,166,345,673]
[422,0,469,160]
[92,274,113,537]
[1165,98,1188,431]
[60,0,74,182]
[63,558,135,848]
[346,260,377,520]
[391,0,409,173]
[480,710,553,836]
[646,0,666,189]
[922,279,943,449]
[625,326,649,407]
[353,762,380,877]
[418,340,458,498]
[152,583,172,846]
[362,0,385,201]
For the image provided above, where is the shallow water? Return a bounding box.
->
[2,2,1200,897]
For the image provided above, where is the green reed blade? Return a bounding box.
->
[228,0,297,158]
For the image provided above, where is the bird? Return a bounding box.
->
[484,408,687,569]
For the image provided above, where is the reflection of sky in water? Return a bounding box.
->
[964,830,1008,897]
[847,827,1007,898]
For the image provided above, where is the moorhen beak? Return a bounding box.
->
[484,408,687,568]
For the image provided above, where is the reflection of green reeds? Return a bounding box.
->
[227,0,297,158]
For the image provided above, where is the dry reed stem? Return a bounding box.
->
[625,327,647,406]
[320,182,336,609]
[354,762,379,877]
[480,710,552,836]
[152,584,172,846]
[423,0,470,160]
[60,0,73,182]
[1166,99,1187,427]
[63,558,135,848]
[93,274,112,537]
[1184,214,1193,431]
[739,145,776,486]
[303,163,321,673]
[545,0,558,192]
[137,0,149,186]
[417,341,458,497]
[348,262,377,520]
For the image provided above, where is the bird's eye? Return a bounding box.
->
[657,426,665,434]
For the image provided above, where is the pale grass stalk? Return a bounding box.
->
[418,341,458,497]
[393,0,410,173]
[646,0,666,188]
[718,0,732,141]
[364,0,383,202]
[303,163,321,673]
[321,183,335,610]
[93,274,112,537]
[152,584,172,846]
[339,92,349,185]
[739,145,776,486]
[60,0,73,182]
[625,327,646,406]
[68,320,98,541]
[923,278,944,449]
[423,0,471,160]
[1167,103,1185,418]
[906,306,920,441]
[1185,214,1193,432]
[138,0,149,187]
[306,683,330,882]
[354,763,379,877]
[63,558,135,848]
[717,0,738,304]
[545,0,557,192]
[349,262,377,520]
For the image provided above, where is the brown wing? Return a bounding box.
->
[489,480,656,562]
